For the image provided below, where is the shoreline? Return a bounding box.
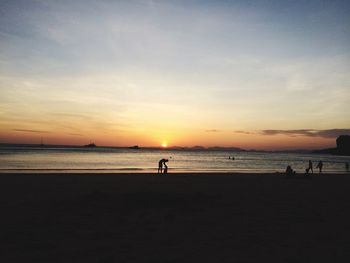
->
[1,171,349,176]
[1,169,349,175]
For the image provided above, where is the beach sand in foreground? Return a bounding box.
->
[1,173,350,262]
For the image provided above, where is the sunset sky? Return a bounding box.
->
[0,0,349,150]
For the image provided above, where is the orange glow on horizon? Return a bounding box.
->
[0,128,338,150]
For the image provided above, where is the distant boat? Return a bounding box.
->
[84,142,96,148]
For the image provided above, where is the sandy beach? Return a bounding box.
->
[1,172,350,262]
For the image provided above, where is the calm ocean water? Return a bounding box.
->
[0,146,350,174]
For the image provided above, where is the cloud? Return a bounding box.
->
[260,129,350,138]
[13,129,51,134]
[315,129,350,138]
[234,130,253,135]
[205,129,221,133]
[68,133,83,136]
[51,112,93,120]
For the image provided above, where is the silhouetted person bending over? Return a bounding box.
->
[158,158,168,174]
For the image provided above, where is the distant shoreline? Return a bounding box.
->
[0,142,320,153]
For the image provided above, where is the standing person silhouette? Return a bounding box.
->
[308,160,313,174]
[158,158,168,174]
[316,160,323,173]
[163,163,168,174]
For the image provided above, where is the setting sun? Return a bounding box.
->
[161,142,168,148]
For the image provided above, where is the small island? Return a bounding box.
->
[129,145,140,149]
[83,142,96,148]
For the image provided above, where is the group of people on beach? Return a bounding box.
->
[306,160,324,174]
[307,160,349,174]
[157,157,349,175]
[286,160,323,176]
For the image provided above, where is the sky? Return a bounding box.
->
[0,0,349,149]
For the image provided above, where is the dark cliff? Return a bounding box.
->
[336,135,350,155]
[314,135,350,156]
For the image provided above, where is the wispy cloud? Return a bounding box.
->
[234,130,253,135]
[313,129,350,138]
[13,129,51,134]
[260,129,350,138]
[68,133,83,136]
[50,112,93,121]
[205,129,221,133]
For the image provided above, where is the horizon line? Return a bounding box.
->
[0,142,332,152]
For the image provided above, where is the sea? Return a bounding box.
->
[0,145,350,174]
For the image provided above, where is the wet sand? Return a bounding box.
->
[1,172,350,262]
